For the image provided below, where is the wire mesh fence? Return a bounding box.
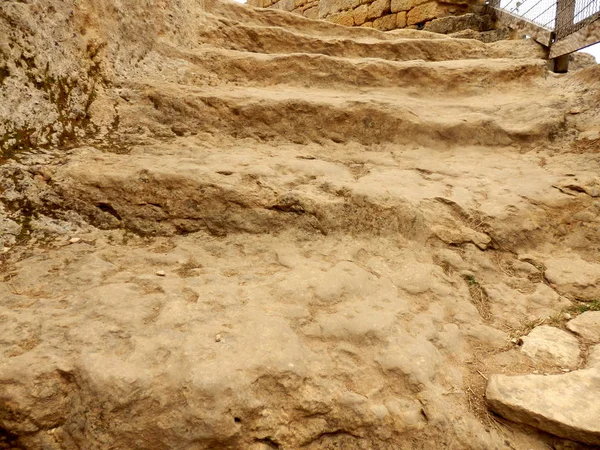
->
[490,0,600,38]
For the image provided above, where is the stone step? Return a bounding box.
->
[121,82,565,147]
[200,1,545,62]
[166,45,548,91]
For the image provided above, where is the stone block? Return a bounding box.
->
[329,10,355,25]
[280,0,295,10]
[396,11,407,27]
[486,370,600,445]
[304,5,319,18]
[423,13,491,34]
[319,0,360,17]
[373,13,397,30]
[367,0,391,19]
[407,2,452,25]
[354,4,369,25]
[391,0,426,12]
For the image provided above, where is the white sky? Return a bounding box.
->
[581,43,600,61]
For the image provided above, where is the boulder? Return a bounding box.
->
[520,326,581,368]
[544,255,600,301]
[567,311,600,342]
[486,369,600,445]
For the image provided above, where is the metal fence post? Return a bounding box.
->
[552,0,575,72]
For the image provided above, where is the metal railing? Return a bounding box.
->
[488,0,600,64]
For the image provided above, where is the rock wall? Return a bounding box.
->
[249,0,481,32]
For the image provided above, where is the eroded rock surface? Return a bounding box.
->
[1,0,600,449]
[545,255,600,301]
[486,369,600,446]
[567,311,600,342]
[520,326,581,368]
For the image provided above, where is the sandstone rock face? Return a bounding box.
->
[567,311,600,342]
[544,255,600,301]
[520,326,581,368]
[367,0,391,19]
[588,345,600,368]
[408,2,455,25]
[1,0,600,449]
[486,370,600,445]
[373,13,397,30]
[252,0,473,31]
[424,13,492,34]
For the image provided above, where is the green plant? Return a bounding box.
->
[567,300,600,315]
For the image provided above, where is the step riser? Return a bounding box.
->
[133,90,563,147]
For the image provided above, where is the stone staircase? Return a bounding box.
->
[1,0,599,449]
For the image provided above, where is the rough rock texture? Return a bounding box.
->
[486,370,600,445]
[520,326,581,368]
[423,13,492,34]
[1,0,600,449]
[567,311,600,342]
[588,345,600,368]
[544,254,600,301]
[250,0,478,32]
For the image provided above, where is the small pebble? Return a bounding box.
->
[2,247,9,253]
[155,270,166,277]
[563,313,572,320]
[561,368,570,372]
[532,370,539,374]
[568,107,582,114]
[69,237,82,244]
[215,334,222,342]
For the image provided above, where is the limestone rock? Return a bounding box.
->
[520,326,581,368]
[407,2,454,25]
[2,0,600,448]
[544,254,600,301]
[330,10,355,26]
[423,13,492,34]
[570,52,598,71]
[353,4,369,25]
[391,0,427,12]
[486,369,600,445]
[373,13,397,30]
[319,0,360,17]
[567,311,600,342]
[304,6,319,18]
[396,11,407,27]
[367,0,391,20]
[587,345,600,368]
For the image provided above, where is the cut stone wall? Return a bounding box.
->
[249,0,483,32]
